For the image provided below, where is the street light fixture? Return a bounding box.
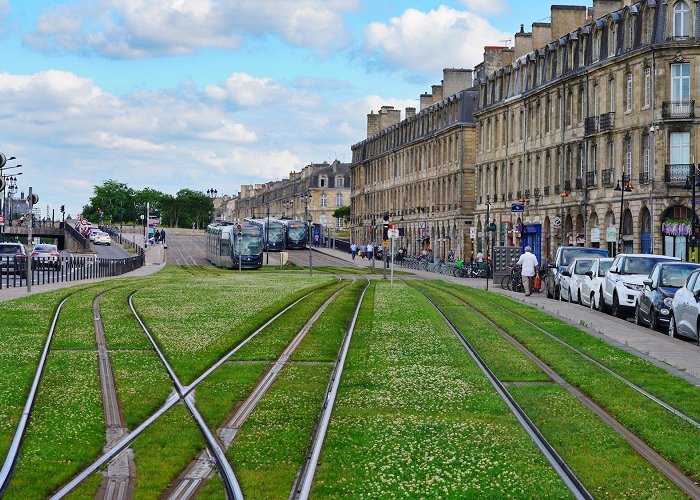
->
[682,165,700,262]
[206,188,218,199]
[299,193,312,276]
[613,175,633,255]
[282,199,293,219]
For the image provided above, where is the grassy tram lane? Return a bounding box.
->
[131,271,336,385]
[195,278,366,499]
[311,281,570,498]
[434,282,700,485]
[413,282,684,498]
[3,284,113,499]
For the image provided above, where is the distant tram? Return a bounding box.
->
[205,223,263,269]
[276,219,309,249]
[245,218,286,251]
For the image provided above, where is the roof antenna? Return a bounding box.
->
[499,38,512,48]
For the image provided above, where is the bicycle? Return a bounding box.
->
[501,266,525,292]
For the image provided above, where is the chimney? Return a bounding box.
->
[531,22,551,50]
[431,85,443,104]
[442,68,473,97]
[550,5,587,41]
[367,110,379,138]
[378,105,401,131]
[482,46,515,77]
[420,92,433,111]
[405,107,416,120]
[591,0,624,20]
[514,24,533,58]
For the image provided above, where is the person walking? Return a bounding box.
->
[366,242,374,261]
[350,242,357,260]
[476,250,484,263]
[516,245,539,296]
[160,229,166,244]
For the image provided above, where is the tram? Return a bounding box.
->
[276,219,309,249]
[205,223,264,269]
[244,218,286,251]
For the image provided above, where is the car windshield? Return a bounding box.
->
[660,264,700,287]
[0,244,22,253]
[573,260,594,275]
[598,261,613,276]
[622,257,672,275]
[562,248,608,266]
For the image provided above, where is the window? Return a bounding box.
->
[674,1,690,38]
[608,140,615,169]
[644,67,651,107]
[320,193,327,207]
[609,23,617,56]
[626,72,633,112]
[642,134,650,180]
[336,193,343,207]
[625,136,632,179]
[320,176,327,188]
[627,17,635,50]
[609,78,616,112]
[593,84,599,116]
[670,131,690,164]
[647,9,654,44]
[671,62,690,102]
[591,143,598,174]
[593,30,600,61]
[334,176,344,188]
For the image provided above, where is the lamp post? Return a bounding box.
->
[282,199,293,219]
[682,165,699,262]
[299,193,312,276]
[485,201,491,291]
[266,202,270,265]
[614,175,633,255]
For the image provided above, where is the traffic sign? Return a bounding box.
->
[418,221,426,229]
[388,228,399,239]
[469,227,476,239]
[511,203,524,212]
[553,217,562,228]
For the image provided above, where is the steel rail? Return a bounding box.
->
[414,286,593,500]
[459,285,700,431]
[420,282,700,499]
[0,296,69,496]
[292,279,370,500]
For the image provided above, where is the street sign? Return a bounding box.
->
[383,240,389,247]
[418,221,427,229]
[511,203,524,212]
[388,228,399,239]
[500,213,512,223]
[553,217,562,228]
[464,219,473,225]
[469,227,476,238]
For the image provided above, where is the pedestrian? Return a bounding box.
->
[360,243,367,259]
[313,233,320,247]
[447,249,454,262]
[516,245,539,296]
[350,242,357,260]
[476,250,484,263]
[367,242,374,260]
[160,229,166,244]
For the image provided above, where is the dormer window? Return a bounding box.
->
[320,175,328,188]
[674,1,690,38]
[609,22,617,56]
[334,175,344,187]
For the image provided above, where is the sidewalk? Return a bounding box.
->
[312,246,700,384]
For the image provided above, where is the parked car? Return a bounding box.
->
[544,246,609,299]
[580,258,614,310]
[31,244,62,270]
[559,258,595,304]
[635,262,700,331]
[602,254,679,318]
[669,268,700,341]
[93,231,111,245]
[88,228,102,242]
[0,242,27,275]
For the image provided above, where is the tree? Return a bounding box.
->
[333,206,351,226]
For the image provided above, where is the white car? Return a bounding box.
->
[559,258,595,304]
[93,231,111,245]
[88,228,102,242]
[669,268,700,341]
[580,258,614,310]
[603,254,679,318]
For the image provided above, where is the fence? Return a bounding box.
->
[110,232,145,256]
[0,254,145,289]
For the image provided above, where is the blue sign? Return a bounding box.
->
[511,203,525,212]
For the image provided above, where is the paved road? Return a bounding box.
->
[91,241,131,259]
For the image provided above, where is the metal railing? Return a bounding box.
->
[600,111,615,131]
[584,116,599,135]
[639,171,651,185]
[665,163,694,184]
[544,186,550,196]
[586,171,597,188]
[601,168,615,187]
[662,100,695,120]
[575,178,583,190]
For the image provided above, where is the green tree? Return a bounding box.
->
[333,205,351,225]
[82,180,135,225]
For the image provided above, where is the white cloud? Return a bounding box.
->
[364,6,511,74]
[459,0,510,16]
[26,0,357,58]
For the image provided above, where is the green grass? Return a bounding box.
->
[63,474,103,499]
[130,403,206,498]
[100,286,152,349]
[3,351,104,499]
[311,281,569,497]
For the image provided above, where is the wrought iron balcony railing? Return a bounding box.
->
[575,178,583,190]
[584,116,599,135]
[586,171,597,188]
[639,171,651,185]
[544,186,550,196]
[665,163,694,184]
[601,168,614,187]
[599,111,615,131]
[662,100,695,120]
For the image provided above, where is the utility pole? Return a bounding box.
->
[27,187,34,292]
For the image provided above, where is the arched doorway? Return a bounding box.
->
[589,211,601,248]
[661,205,695,260]
[640,207,652,254]
[604,211,617,255]
[575,214,585,246]
[622,209,634,253]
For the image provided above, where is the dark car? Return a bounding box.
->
[0,242,28,275]
[545,246,609,299]
[635,261,700,331]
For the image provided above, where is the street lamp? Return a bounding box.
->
[614,175,633,255]
[682,165,699,262]
[299,193,312,276]
[206,188,218,199]
[282,199,293,218]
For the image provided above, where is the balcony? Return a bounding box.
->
[507,192,513,201]
[586,171,597,188]
[544,186,550,196]
[665,163,694,184]
[516,191,522,199]
[599,111,615,131]
[563,180,572,192]
[533,187,541,199]
[662,100,695,120]
[554,184,561,195]
[575,178,583,190]
[639,171,651,185]
[584,116,599,136]
[601,169,614,187]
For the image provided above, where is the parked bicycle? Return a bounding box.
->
[500,265,524,292]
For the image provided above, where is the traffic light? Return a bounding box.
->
[382,213,389,240]
[60,205,65,213]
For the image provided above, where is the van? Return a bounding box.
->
[545,246,609,299]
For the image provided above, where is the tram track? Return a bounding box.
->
[166,278,354,499]
[414,281,700,498]
[0,295,71,496]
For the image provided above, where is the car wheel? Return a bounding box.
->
[555,284,560,301]
[649,309,660,332]
[634,305,642,326]
[668,315,677,338]
[590,292,596,310]
[612,293,624,318]
[577,290,582,306]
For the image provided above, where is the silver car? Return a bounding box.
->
[669,269,700,341]
[580,258,614,310]
[0,242,28,274]
[31,243,61,270]
[560,258,595,304]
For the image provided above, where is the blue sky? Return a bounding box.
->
[0,0,588,217]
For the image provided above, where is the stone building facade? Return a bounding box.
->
[223,160,351,238]
[474,0,700,262]
[350,69,478,261]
